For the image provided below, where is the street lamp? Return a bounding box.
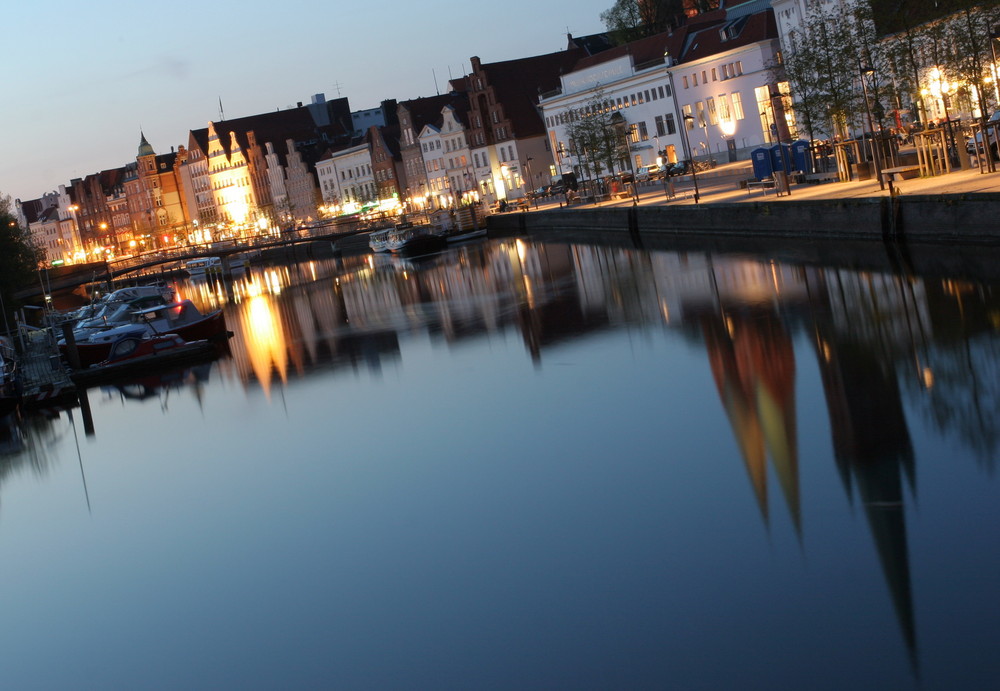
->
[857,65,885,190]
[681,113,701,204]
[609,111,640,203]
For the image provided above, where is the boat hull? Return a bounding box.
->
[63,309,228,368]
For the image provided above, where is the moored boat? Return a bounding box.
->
[368,227,392,253]
[386,223,446,256]
[70,333,224,387]
[185,256,223,276]
[63,300,228,368]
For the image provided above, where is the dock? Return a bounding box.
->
[17,328,77,409]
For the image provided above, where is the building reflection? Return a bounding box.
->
[79,234,1000,671]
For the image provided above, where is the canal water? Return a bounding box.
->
[1,236,998,689]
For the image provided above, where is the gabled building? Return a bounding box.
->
[264,138,323,227]
[463,48,584,202]
[396,94,464,209]
[369,124,403,205]
[417,99,474,209]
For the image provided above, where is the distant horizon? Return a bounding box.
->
[3,0,611,203]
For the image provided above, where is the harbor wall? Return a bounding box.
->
[485,194,1000,246]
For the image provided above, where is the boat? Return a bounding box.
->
[64,299,228,368]
[185,256,223,276]
[0,337,21,416]
[70,333,224,387]
[59,293,172,345]
[385,223,446,256]
[368,227,393,253]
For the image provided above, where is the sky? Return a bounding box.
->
[1,0,612,205]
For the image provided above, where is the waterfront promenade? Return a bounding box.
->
[490,152,1000,248]
[523,158,1000,212]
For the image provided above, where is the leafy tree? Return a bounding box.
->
[0,194,42,332]
[600,0,718,44]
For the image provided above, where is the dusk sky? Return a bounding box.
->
[2,0,610,204]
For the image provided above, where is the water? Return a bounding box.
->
[2,236,999,689]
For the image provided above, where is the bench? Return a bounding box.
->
[804,171,839,184]
[881,165,920,183]
[745,178,775,196]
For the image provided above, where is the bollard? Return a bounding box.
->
[61,322,81,370]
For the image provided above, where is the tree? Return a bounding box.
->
[0,194,43,332]
[564,90,631,189]
[600,0,717,44]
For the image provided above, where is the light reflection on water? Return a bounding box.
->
[1,237,1000,689]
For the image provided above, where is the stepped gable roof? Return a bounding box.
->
[400,93,460,133]
[682,6,776,63]
[211,106,319,160]
[479,49,584,136]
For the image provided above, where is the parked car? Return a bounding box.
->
[967,112,1000,157]
[635,163,662,182]
[666,160,691,177]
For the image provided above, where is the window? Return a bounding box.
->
[628,123,639,144]
[718,94,732,122]
[665,114,676,135]
[732,91,745,120]
[644,90,650,102]
[658,86,665,99]
[712,68,717,81]
[655,115,666,137]
[702,70,708,82]
[735,61,743,75]
[638,121,649,141]
[696,101,707,127]
[692,74,698,86]
[682,104,694,129]
[683,76,689,89]
[707,97,718,126]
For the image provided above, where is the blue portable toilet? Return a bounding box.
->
[751,148,773,179]
[791,140,811,173]
[769,143,793,174]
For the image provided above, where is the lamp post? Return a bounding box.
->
[857,65,886,189]
[681,113,700,204]
[610,111,640,203]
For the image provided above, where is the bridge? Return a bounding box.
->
[106,217,367,279]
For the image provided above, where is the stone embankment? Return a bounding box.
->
[486,192,1000,246]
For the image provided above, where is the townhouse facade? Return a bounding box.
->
[396,94,462,210]
[463,49,584,203]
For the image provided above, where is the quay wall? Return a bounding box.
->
[485,194,1000,246]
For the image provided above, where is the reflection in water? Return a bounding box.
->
[8,236,1000,683]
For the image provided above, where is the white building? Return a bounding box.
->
[315,143,375,213]
[540,1,786,177]
[418,104,475,209]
